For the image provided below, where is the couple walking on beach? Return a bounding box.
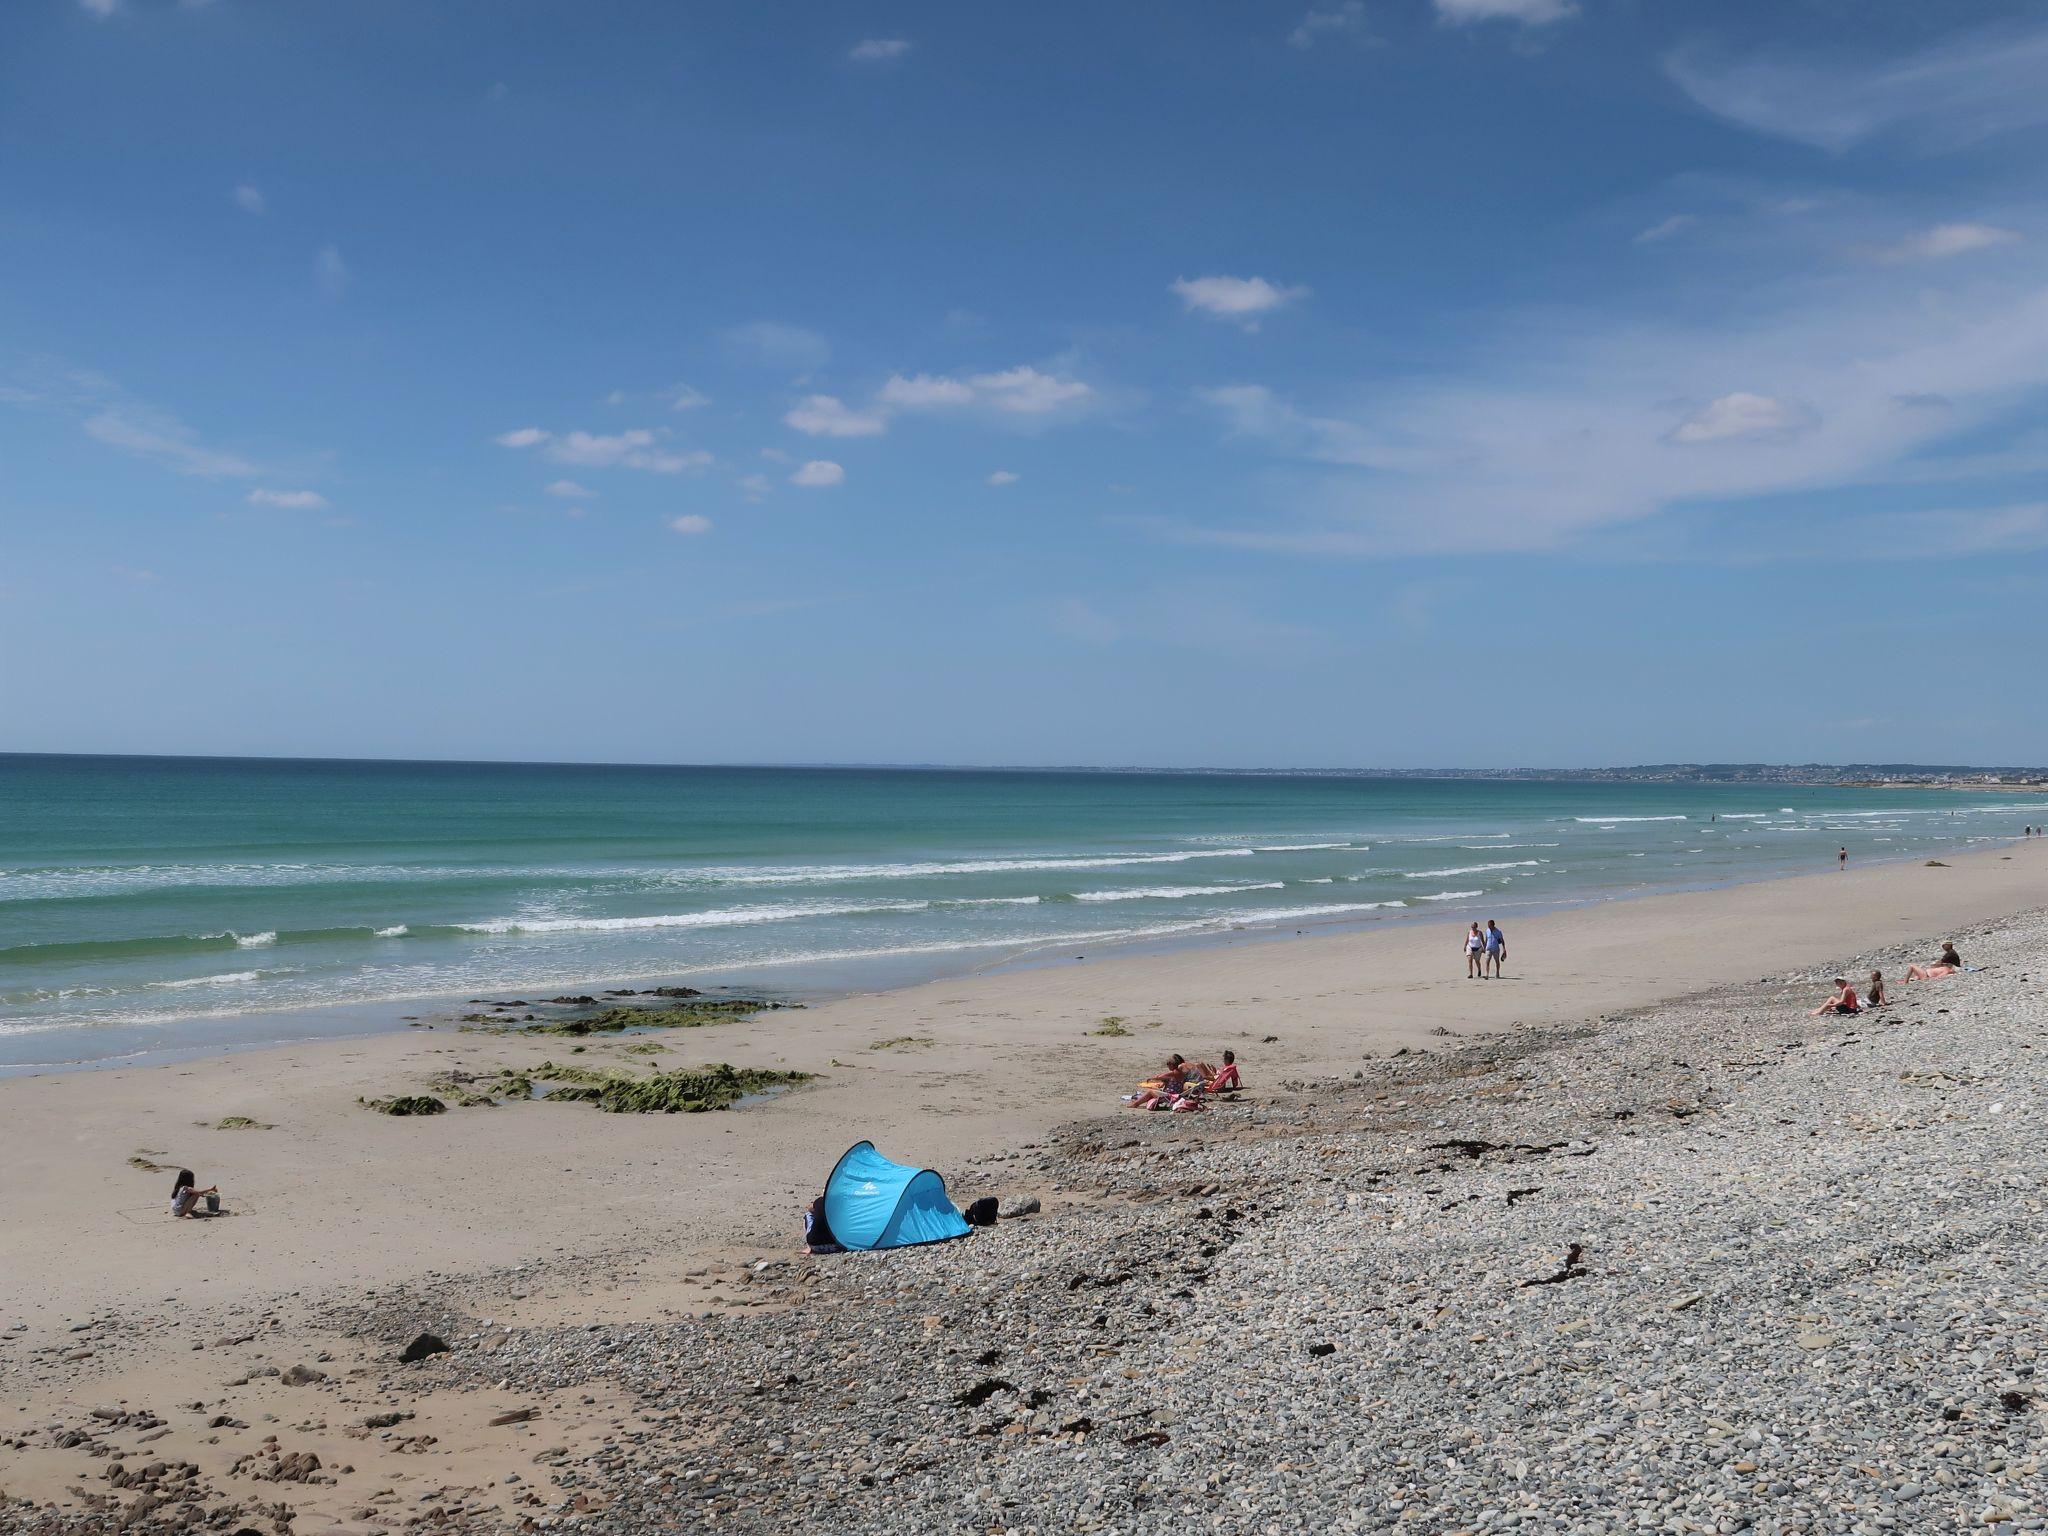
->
[1465,919,1507,978]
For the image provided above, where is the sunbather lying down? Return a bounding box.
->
[1904,942,1962,982]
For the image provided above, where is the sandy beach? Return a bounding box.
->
[3,839,2044,1533]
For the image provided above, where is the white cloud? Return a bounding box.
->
[246,487,330,510]
[1876,224,2022,264]
[1170,274,1308,324]
[1667,20,2048,154]
[544,479,597,499]
[668,514,714,535]
[1434,0,1576,24]
[1288,2,1372,49]
[314,244,351,300]
[790,460,845,488]
[850,38,911,62]
[722,321,830,374]
[737,473,772,503]
[785,394,888,437]
[879,373,977,407]
[78,0,117,16]
[232,184,265,215]
[1633,215,1697,246]
[84,409,258,478]
[987,469,1020,487]
[1667,392,1812,445]
[664,384,710,411]
[967,366,1093,414]
[496,427,710,473]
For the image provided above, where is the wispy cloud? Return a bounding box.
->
[314,244,351,301]
[785,395,888,438]
[849,38,911,63]
[1874,224,2023,264]
[77,0,117,16]
[84,408,258,478]
[1434,0,1576,26]
[1633,214,1697,246]
[881,366,1092,416]
[663,384,710,411]
[232,183,265,215]
[722,321,830,375]
[1179,273,2048,556]
[1667,19,2048,153]
[1170,275,1309,327]
[790,460,845,488]
[495,428,710,473]
[668,514,713,535]
[987,469,1020,487]
[246,487,330,510]
[544,479,596,499]
[1287,3,1374,50]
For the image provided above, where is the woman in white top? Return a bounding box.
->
[1465,922,1485,979]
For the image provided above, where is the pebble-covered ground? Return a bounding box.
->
[7,910,2044,1535]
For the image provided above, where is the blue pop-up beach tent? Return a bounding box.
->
[823,1140,972,1251]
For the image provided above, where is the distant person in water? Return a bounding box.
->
[1905,942,1962,981]
[1838,846,1848,871]
[1483,919,1506,977]
[170,1169,220,1219]
[1465,922,1485,978]
[1810,977,1860,1016]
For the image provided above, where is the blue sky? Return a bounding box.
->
[4,0,2046,768]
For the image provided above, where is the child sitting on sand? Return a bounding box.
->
[170,1169,221,1218]
[1866,970,1887,1006]
[1208,1050,1240,1093]
[1810,978,1860,1017]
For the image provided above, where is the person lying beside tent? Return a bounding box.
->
[803,1194,844,1255]
[1905,942,1963,982]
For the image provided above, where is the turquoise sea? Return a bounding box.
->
[0,754,2032,1069]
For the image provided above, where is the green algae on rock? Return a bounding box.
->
[359,1094,447,1117]
[521,1060,811,1114]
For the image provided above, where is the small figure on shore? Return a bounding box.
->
[1465,922,1485,978]
[1484,919,1507,977]
[1838,846,1848,871]
[1208,1050,1240,1093]
[170,1169,221,1219]
[1866,970,1887,1006]
[1810,977,1861,1016]
[1904,942,1963,982]
[803,1194,844,1255]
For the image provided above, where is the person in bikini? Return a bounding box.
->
[1904,942,1962,982]
[1465,922,1485,978]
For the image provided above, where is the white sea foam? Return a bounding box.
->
[374,925,409,937]
[234,931,277,948]
[941,895,1041,907]
[1252,842,1353,852]
[1404,861,1542,878]
[1073,882,1285,903]
[1414,889,1485,901]
[1575,815,1687,823]
[1228,901,1406,925]
[677,849,1258,885]
[1299,877,1335,884]
[1459,843,1559,849]
[1718,814,1768,820]
[457,900,930,935]
[149,970,262,990]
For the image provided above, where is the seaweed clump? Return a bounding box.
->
[530,997,790,1036]
[360,1095,447,1117]
[522,1061,810,1114]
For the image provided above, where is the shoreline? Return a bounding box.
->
[3,837,2045,1530]
[3,827,2026,1079]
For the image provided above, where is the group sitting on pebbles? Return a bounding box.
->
[1121,1050,1240,1112]
[1810,940,1964,1016]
